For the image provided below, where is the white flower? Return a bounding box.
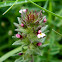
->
[19,9,26,13]
[37,33,46,38]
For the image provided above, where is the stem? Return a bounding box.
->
[31,55,34,62]
[29,0,62,19]
[2,0,18,15]
[0,46,22,62]
[0,0,59,8]
[48,0,52,24]
[52,29,62,36]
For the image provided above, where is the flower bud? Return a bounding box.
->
[21,23,24,27]
[41,13,42,15]
[19,53,23,55]
[16,34,21,38]
[37,42,42,46]
[38,30,41,34]
[19,9,26,13]
[43,18,47,22]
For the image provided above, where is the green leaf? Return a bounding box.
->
[42,44,49,47]
[12,40,21,45]
[34,47,43,56]
[15,57,23,62]
[39,16,46,23]
[43,0,48,12]
[15,28,27,34]
[13,22,20,28]
[41,37,46,43]
[41,25,48,32]
[48,31,55,48]
[17,17,21,25]
[43,0,48,9]
[50,45,60,55]
[18,32,22,35]
[0,46,22,62]
[57,20,62,27]
[11,54,18,57]
[12,39,28,46]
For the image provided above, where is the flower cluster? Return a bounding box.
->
[13,9,48,62]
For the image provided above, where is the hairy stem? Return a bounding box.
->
[2,0,18,15]
[52,29,62,36]
[29,0,62,19]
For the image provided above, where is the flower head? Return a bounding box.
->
[37,33,46,38]
[12,9,48,62]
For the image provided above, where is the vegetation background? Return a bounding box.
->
[0,0,62,62]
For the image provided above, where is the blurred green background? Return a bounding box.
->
[0,0,62,62]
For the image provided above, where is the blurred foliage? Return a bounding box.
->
[0,0,62,62]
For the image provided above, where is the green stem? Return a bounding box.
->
[2,0,18,15]
[52,29,62,36]
[48,0,52,23]
[0,0,59,8]
[0,46,22,62]
[29,0,62,19]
